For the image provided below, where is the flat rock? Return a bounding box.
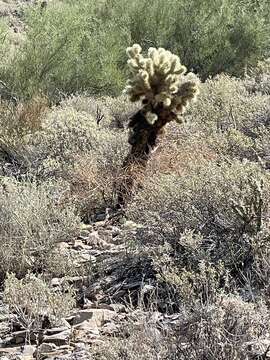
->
[51,278,61,287]
[73,320,100,334]
[100,322,119,336]
[72,309,116,328]
[21,345,36,359]
[0,346,21,355]
[72,240,91,251]
[44,326,70,335]
[86,231,110,249]
[43,329,71,346]
[38,342,58,353]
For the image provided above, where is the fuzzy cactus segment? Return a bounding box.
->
[123,44,200,124]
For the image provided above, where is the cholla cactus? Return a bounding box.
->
[124,44,199,124]
[117,44,200,206]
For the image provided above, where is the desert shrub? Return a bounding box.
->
[0,100,128,217]
[171,295,270,360]
[2,1,129,100]
[0,101,127,172]
[0,178,80,280]
[185,74,270,161]
[93,294,270,360]
[189,74,269,134]
[33,104,126,168]
[60,95,113,128]
[60,94,139,129]
[127,160,270,282]
[150,241,227,307]
[244,58,270,95]
[128,160,269,238]
[30,103,128,215]
[100,95,140,128]
[3,272,75,332]
[121,0,270,80]
[1,0,269,100]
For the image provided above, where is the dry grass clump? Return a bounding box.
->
[0,96,49,178]
[69,154,123,220]
[61,94,139,129]
[15,95,49,131]
[3,272,75,332]
[0,96,48,135]
[92,324,170,360]
[0,178,80,280]
[92,294,270,360]
[38,101,128,216]
[149,136,218,177]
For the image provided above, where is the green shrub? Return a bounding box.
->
[3,1,129,99]
[1,0,269,100]
[120,0,270,80]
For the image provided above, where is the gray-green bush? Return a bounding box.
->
[0,0,269,100]
[1,1,129,99]
[4,272,75,331]
[0,178,80,279]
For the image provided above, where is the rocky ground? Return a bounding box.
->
[0,214,180,360]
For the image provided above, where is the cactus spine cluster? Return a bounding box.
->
[124,44,199,125]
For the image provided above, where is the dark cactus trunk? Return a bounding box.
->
[117,107,174,206]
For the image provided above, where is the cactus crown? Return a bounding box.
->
[124,44,200,125]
